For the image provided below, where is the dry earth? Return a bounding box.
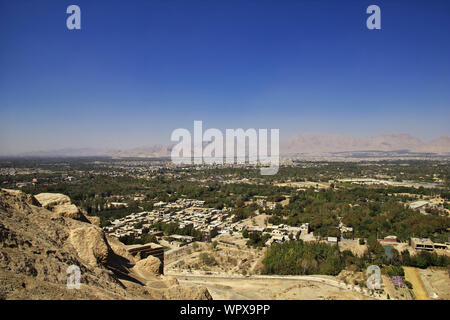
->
[177,277,372,300]
[403,266,430,300]
[0,189,211,300]
[419,267,450,300]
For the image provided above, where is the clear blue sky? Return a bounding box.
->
[1,0,449,154]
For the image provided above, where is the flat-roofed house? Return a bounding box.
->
[379,235,398,244]
[433,243,448,250]
[411,238,434,251]
[408,200,431,211]
[327,236,338,244]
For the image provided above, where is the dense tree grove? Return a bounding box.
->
[262,240,344,275]
[262,240,450,276]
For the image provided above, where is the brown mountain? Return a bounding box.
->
[281,133,450,155]
[111,144,172,158]
[11,134,450,158]
[414,136,450,154]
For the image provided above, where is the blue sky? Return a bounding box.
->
[1,0,449,154]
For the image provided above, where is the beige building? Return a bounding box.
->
[411,238,434,251]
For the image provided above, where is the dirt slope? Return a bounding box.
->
[404,266,430,300]
[0,189,211,300]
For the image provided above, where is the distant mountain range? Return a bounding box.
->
[8,134,450,158]
[110,144,172,158]
[16,145,172,159]
[281,134,450,155]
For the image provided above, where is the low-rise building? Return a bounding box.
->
[433,243,448,250]
[327,236,338,244]
[411,238,434,251]
[379,235,398,244]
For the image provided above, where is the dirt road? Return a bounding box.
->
[167,271,381,299]
[175,275,374,300]
[404,266,430,300]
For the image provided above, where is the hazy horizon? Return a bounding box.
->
[1,131,449,157]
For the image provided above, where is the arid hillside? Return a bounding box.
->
[0,189,211,300]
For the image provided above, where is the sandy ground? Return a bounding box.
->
[404,267,430,300]
[419,268,450,300]
[338,241,367,256]
[177,277,372,300]
[240,214,272,228]
[381,275,414,300]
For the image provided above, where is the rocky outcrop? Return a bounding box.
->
[0,189,212,300]
[85,215,101,227]
[133,256,161,278]
[0,189,40,214]
[68,225,110,268]
[34,193,86,221]
[106,235,136,264]
[165,285,213,300]
[144,277,212,300]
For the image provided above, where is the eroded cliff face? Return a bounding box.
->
[0,189,211,300]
